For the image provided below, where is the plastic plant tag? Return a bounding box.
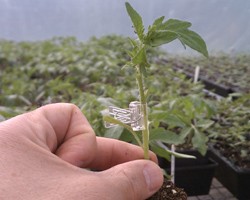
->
[129,101,144,131]
[104,101,144,131]
[104,106,131,128]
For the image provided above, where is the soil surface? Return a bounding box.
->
[148,178,187,200]
[213,142,250,169]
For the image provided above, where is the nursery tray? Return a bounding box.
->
[209,146,250,200]
[159,60,236,97]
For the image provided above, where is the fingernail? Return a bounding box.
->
[143,163,163,192]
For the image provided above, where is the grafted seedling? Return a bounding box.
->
[104,2,208,160]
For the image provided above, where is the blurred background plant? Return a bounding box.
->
[150,94,216,156]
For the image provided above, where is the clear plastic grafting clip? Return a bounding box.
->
[104,101,145,131]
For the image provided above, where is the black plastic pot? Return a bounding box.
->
[209,145,250,200]
[201,79,234,97]
[158,150,217,196]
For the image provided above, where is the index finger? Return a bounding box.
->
[86,137,158,170]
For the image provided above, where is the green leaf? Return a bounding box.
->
[145,19,191,47]
[150,142,171,161]
[121,62,135,70]
[119,130,136,143]
[103,115,142,146]
[178,29,209,58]
[126,49,136,58]
[196,119,214,130]
[104,126,124,139]
[132,46,149,67]
[126,38,140,58]
[161,19,192,31]
[144,18,208,57]
[125,2,144,41]
[192,127,208,156]
[179,127,192,140]
[150,111,187,128]
[128,37,138,48]
[146,31,178,47]
[152,16,165,27]
[149,128,184,145]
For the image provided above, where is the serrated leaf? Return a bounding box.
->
[144,17,208,57]
[125,2,144,41]
[145,19,191,47]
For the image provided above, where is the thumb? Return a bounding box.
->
[99,160,163,200]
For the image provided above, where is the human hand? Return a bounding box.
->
[0,103,163,200]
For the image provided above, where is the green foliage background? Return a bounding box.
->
[0,35,249,161]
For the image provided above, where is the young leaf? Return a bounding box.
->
[144,18,208,57]
[152,16,165,27]
[125,2,144,41]
[161,19,192,31]
[178,29,209,58]
[146,31,178,47]
[128,37,138,48]
[145,19,191,47]
[132,46,149,67]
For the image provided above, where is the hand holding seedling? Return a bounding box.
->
[0,103,163,200]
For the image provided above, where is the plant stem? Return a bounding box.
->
[136,65,149,160]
